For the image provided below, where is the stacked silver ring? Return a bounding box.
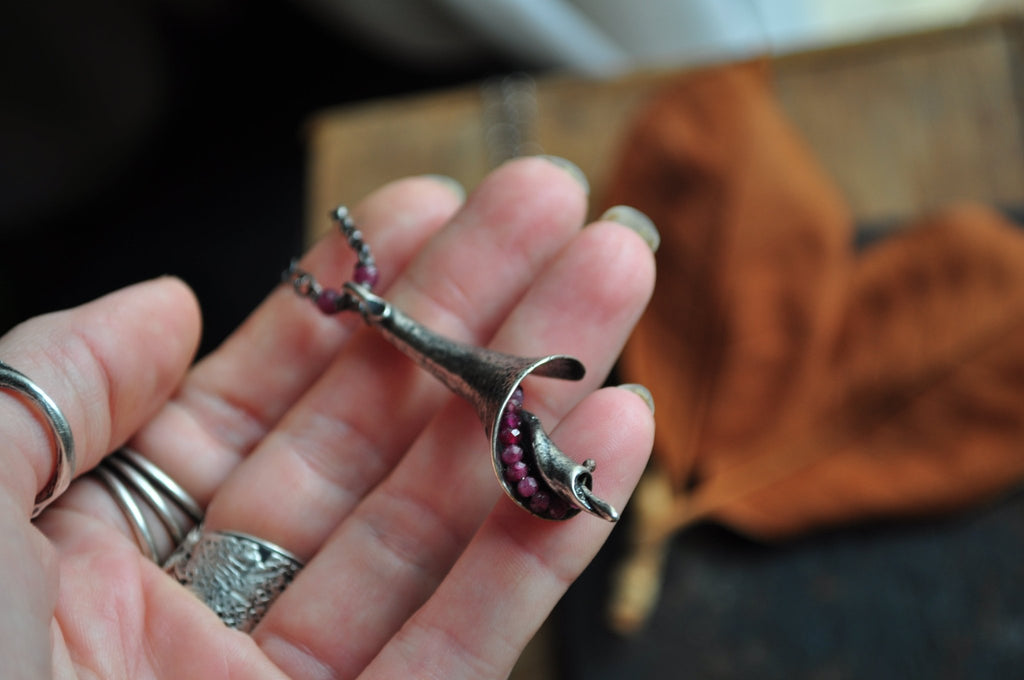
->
[95,451,305,630]
[93,448,204,564]
[95,449,304,631]
[2,356,303,631]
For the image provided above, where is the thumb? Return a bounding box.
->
[0,277,201,517]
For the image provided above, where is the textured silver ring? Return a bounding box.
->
[0,361,77,517]
[93,448,204,563]
[164,525,303,632]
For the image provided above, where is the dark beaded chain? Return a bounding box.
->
[282,206,380,315]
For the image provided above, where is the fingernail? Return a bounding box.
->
[421,174,467,203]
[617,383,655,415]
[601,206,660,253]
[536,155,590,195]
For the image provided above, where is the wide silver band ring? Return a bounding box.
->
[164,525,304,632]
[0,361,77,517]
[93,448,204,563]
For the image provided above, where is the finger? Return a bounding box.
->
[204,156,591,557]
[127,175,466,506]
[253,218,656,677]
[364,388,654,680]
[0,278,200,517]
[270,386,655,680]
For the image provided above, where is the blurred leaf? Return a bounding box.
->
[704,207,1024,537]
[609,64,1024,543]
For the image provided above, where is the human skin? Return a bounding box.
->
[0,156,656,679]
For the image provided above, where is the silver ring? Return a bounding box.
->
[93,448,204,563]
[0,360,77,517]
[164,525,303,632]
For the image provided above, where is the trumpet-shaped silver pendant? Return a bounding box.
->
[344,282,618,521]
[284,207,619,522]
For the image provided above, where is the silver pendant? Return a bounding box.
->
[344,282,618,522]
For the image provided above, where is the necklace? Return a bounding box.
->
[284,206,618,522]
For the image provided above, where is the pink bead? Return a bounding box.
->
[499,426,521,445]
[529,491,550,513]
[505,461,528,482]
[517,476,539,498]
[502,411,520,430]
[354,263,379,288]
[548,499,567,519]
[500,445,523,465]
[508,387,524,409]
[316,289,342,315]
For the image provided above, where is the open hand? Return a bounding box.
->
[0,157,656,679]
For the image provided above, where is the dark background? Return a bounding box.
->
[0,0,511,355]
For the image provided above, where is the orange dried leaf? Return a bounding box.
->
[705,206,1024,538]
[609,64,1024,543]
[612,63,853,492]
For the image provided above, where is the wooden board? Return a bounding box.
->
[306,17,1024,242]
[774,17,1024,224]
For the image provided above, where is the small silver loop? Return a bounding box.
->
[0,360,77,517]
[342,281,389,321]
[164,525,304,632]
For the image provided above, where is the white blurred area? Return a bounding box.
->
[299,0,1022,76]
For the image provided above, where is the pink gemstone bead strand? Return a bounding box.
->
[497,386,567,519]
